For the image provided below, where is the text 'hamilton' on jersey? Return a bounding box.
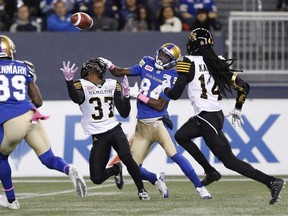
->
[78,78,119,135]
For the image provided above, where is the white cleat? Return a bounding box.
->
[0,195,20,210]
[138,189,151,200]
[196,186,212,199]
[155,172,169,198]
[69,165,87,197]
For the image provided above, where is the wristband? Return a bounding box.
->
[109,64,115,70]
[137,93,149,104]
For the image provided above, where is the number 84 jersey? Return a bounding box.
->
[184,55,222,115]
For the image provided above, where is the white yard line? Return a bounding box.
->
[11,177,287,200]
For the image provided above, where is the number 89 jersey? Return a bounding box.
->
[79,78,118,135]
[0,59,34,124]
[185,56,222,115]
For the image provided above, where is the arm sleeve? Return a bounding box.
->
[114,82,131,118]
[230,73,250,109]
[164,57,194,100]
[164,73,188,100]
[66,80,85,104]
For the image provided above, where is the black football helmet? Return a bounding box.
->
[0,35,16,60]
[186,28,213,55]
[80,58,107,79]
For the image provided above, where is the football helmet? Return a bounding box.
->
[186,28,213,55]
[0,35,16,60]
[80,58,107,79]
[154,43,181,70]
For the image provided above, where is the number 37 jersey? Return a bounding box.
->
[185,55,222,115]
[78,78,118,135]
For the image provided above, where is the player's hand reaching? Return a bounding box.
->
[226,108,244,127]
[129,82,140,98]
[98,57,115,70]
[60,61,78,81]
[121,75,130,98]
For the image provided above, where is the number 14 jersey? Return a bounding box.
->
[185,55,222,115]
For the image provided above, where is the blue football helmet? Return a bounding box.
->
[154,43,181,70]
[0,35,16,60]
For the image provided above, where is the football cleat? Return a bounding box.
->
[0,195,20,210]
[138,189,151,200]
[269,178,285,204]
[114,162,124,190]
[196,186,212,199]
[69,165,87,197]
[155,172,169,198]
[201,170,222,186]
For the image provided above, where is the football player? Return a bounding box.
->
[0,35,87,210]
[99,43,212,199]
[60,58,150,200]
[162,28,285,204]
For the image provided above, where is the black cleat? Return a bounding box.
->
[114,162,124,190]
[269,178,285,204]
[201,170,222,186]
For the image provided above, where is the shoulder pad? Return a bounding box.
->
[139,59,145,67]
[176,57,192,73]
[74,80,82,89]
[23,60,34,67]
[23,60,35,73]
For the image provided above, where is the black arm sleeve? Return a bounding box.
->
[66,80,85,104]
[230,73,250,109]
[114,82,131,118]
[164,73,189,100]
[164,57,195,100]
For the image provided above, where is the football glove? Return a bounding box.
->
[226,108,244,127]
[60,61,78,81]
[98,57,114,70]
[162,79,171,92]
[121,75,130,98]
[24,60,37,82]
[129,82,140,98]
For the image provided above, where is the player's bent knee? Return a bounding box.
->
[90,174,105,184]
[175,131,186,144]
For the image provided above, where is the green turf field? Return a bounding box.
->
[1,176,287,216]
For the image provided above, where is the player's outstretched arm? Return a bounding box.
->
[98,57,131,77]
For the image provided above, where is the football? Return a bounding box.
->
[70,12,93,31]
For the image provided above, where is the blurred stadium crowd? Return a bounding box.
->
[0,0,223,33]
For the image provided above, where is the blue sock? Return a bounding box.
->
[171,153,202,188]
[0,153,15,201]
[139,164,157,184]
[38,148,69,175]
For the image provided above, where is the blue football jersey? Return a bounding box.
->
[0,59,35,124]
[129,56,178,119]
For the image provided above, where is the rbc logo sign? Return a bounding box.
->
[63,114,279,164]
